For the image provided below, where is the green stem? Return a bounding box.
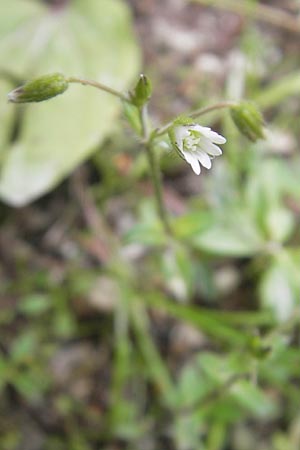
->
[130,300,174,401]
[140,103,149,139]
[145,141,172,234]
[67,76,129,102]
[153,100,236,138]
[139,106,172,234]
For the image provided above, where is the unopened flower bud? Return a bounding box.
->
[129,74,152,107]
[230,101,265,142]
[7,73,69,103]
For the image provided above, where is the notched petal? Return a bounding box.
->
[196,150,212,169]
[182,151,201,174]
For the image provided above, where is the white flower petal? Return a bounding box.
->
[174,126,190,151]
[190,158,201,175]
[196,150,212,169]
[182,150,197,164]
[205,130,226,144]
[183,151,201,175]
[190,124,211,134]
[192,124,226,144]
[172,122,226,175]
[200,138,223,156]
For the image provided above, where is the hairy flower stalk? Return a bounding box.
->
[169,118,226,175]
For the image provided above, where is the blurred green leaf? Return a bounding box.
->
[122,101,142,135]
[18,294,50,316]
[160,244,195,301]
[177,364,208,407]
[230,379,276,418]
[124,222,166,246]
[259,252,300,322]
[13,369,50,398]
[124,200,167,246]
[173,413,205,450]
[173,211,214,239]
[260,341,300,386]
[245,159,297,242]
[11,331,37,363]
[200,353,277,418]
[255,71,300,109]
[0,0,140,205]
[146,293,256,345]
[265,206,294,243]
[192,210,264,257]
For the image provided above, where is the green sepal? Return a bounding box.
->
[168,115,194,156]
[8,73,69,103]
[230,101,265,142]
[129,74,152,107]
[122,101,142,135]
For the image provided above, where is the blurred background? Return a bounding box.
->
[1,1,300,449]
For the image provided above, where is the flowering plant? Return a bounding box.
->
[7,73,264,232]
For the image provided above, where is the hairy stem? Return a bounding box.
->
[154,101,236,138]
[145,141,172,234]
[67,76,129,102]
[139,106,172,234]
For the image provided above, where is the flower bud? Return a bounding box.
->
[129,74,152,107]
[7,73,69,103]
[230,101,265,142]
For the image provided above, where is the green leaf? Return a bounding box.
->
[18,294,50,316]
[124,222,166,246]
[11,331,37,363]
[173,211,214,239]
[124,200,167,246]
[230,380,276,418]
[255,71,300,109]
[264,206,294,243]
[0,0,140,205]
[160,244,195,300]
[244,159,296,242]
[122,101,141,135]
[192,210,263,257]
[259,253,300,322]
[145,293,251,345]
[197,353,277,418]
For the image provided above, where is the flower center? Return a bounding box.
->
[183,132,201,152]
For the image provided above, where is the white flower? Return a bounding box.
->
[173,124,226,175]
